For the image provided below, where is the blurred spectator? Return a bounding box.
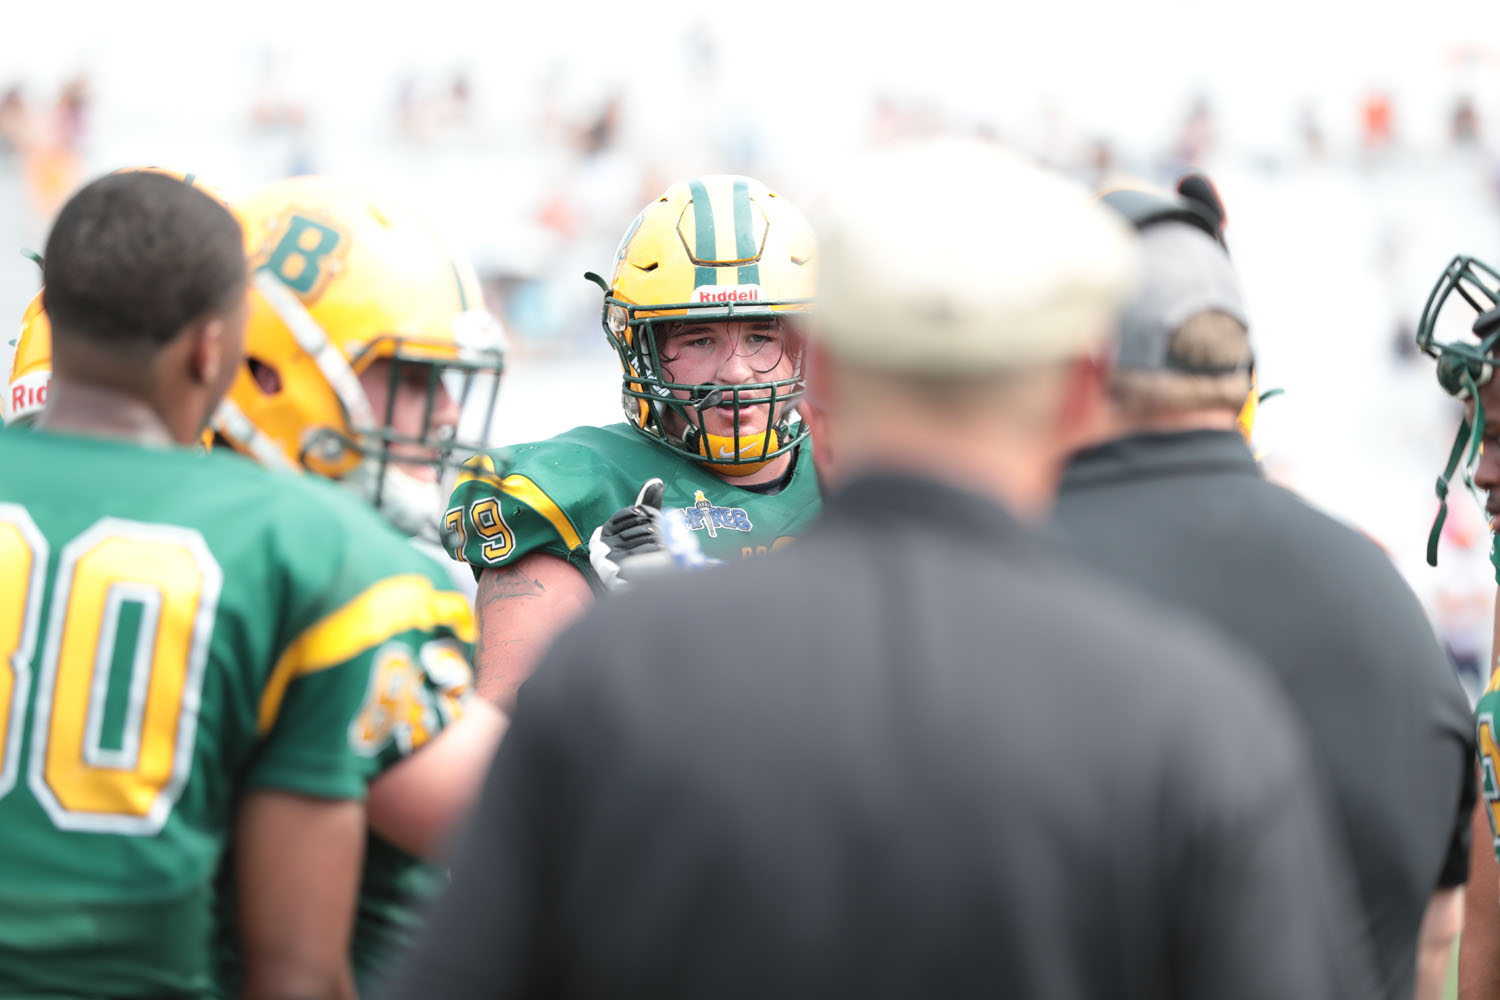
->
[1361,90,1395,153]
[579,94,620,157]
[21,75,91,223]
[394,69,479,144]
[1084,138,1115,189]
[1299,104,1328,162]
[248,50,313,175]
[55,75,89,151]
[1451,95,1481,147]
[1169,96,1216,169]
[249,52,306,131]
[0,86,30,157]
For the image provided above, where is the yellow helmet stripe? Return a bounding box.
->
[732,177,760,285]
[257,572,475,734]
[687,178,718,289]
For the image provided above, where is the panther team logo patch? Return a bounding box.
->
[680,489,753,538]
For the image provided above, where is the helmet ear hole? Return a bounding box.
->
[247,357,283,394]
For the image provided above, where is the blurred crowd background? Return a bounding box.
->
[5,0,1500,693]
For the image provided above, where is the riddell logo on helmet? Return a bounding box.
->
[692,284,762,304]
[6,372,48,424]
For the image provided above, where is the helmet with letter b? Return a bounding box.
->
[216,175,506,541]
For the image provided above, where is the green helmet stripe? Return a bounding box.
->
[687,179,717,289]
[733,177,760,286]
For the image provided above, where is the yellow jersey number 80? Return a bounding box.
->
[0,505,220,836]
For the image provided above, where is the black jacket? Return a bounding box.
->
[388,471,1373,1000]
[1056,429,1475,1000]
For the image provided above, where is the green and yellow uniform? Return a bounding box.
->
[444,423,822,585]
[345,547,473,995]
[215,536,473,998]
[0,428,473,998]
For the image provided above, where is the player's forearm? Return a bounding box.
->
[239,964,356,1000]
[474,557,593,710]
[1416,887,1463,1000]
[236,793,364,1000]
[1459,796,1500,999]
[1491,587,1500,681]
[368,701,509,858]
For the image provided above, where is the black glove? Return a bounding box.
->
[588,479,673,592]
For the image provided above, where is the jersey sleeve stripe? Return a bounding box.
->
[497,474,582,551]
[452,457,582,552]
[257,574,475,734]
[455,453,500,490]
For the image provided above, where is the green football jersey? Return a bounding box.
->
[212,542,475,1000]
[0,427,473,999]
[349,564,472,995]
[350,833,445,993]
[346,540,475,998]
[443,422,823,584]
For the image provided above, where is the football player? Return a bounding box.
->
[212,173,509,995]
[6,166,227,445]
[444,175,822,707]
[0,170,474,1000]
[6,172,508,996]
[1417,253,1500,998]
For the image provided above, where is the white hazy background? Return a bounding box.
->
[4,0,1500,673]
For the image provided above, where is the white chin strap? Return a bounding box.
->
[343,460,445,542]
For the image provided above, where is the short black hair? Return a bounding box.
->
[42,170,247,354]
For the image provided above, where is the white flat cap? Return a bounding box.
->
[811,138,1140,372]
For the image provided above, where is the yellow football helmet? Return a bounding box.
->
[5,290,50,426]
[7,292,216,449]
[217,175,505,540]
[6,167,230,430]
[586,175,816,476]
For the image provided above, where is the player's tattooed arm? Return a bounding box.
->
[474,552,593,711]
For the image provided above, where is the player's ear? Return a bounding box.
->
[186,287,249,391]
[184,315,223,387]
